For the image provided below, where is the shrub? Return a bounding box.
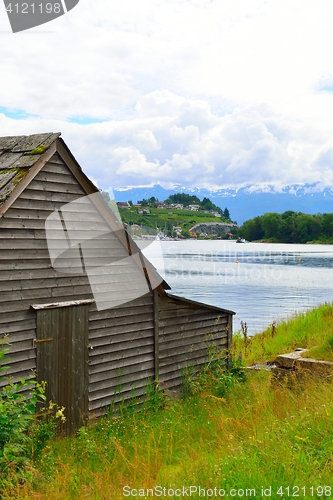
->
[0,343,65,485]
[184,358,247,398]
[182,339,247,400]
[0,377,47,471]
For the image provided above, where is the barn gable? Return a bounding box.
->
[0,133,234,433]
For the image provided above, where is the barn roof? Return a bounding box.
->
[0,132,61,209]
[166,292,235,315]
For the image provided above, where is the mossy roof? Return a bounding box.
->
[0,132,61,208]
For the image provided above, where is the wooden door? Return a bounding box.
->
[35,304,89,434]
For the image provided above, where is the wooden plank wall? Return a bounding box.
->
[0,153,93,384]
[157,294,231,390]
[0,152,157,420]
[88,293,155,417]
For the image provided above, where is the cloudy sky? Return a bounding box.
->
[1,0,333,193]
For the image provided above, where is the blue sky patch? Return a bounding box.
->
[318,85,333,93]
[68,116,105,125]
[0,106,36,120]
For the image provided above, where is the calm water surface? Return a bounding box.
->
[141,240,333,335]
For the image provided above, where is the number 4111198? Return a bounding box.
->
[5,3,62,14]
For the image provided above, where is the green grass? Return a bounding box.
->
[232,302,333,365]
[3,305,333,499]
[303,334,333,362]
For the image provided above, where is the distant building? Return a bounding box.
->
[188,204,200,211]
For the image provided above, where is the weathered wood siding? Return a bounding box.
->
[158,293,232,390]
[0,153,147,376]
[88,293,155,417]
[0,153,91,384]
[0,152,157,422]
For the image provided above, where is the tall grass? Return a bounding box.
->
[7,371,333,499]
[233,302,333,365]
[3,305,333,499]
[304,334,333,362]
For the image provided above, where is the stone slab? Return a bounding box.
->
[275,349,308,369]
[275,349,333,375]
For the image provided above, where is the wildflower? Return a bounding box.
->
[55,406,66,423]
[48,401,56,410]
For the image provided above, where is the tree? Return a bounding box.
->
[165,193,201,206]
[239,210,327,243]
[239,216,264,241]
[223,208,230,220]
[295,213,321,243]
[163,193,225,217]
[261,213,282,240]
[321,213,333,238]
[201,197,214,211]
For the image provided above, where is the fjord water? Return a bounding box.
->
[142,240,333,335]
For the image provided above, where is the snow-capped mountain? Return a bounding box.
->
[113,183,333,225]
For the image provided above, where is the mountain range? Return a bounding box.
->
[113,184,333,225]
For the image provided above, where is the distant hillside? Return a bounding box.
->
[117,203,236,239]
[113,183,333,225]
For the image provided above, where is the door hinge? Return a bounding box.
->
[33,338,54,348]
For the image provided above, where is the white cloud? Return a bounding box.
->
[1,0,332,121]
[133,130,160,151]
[60,93,333,190]
[113,146,160,176]
[2,0,333,192]
[2,89,333,190]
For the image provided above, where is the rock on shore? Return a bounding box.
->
[189,222,237,236]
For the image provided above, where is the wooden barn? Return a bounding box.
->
[0,133,234,433]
